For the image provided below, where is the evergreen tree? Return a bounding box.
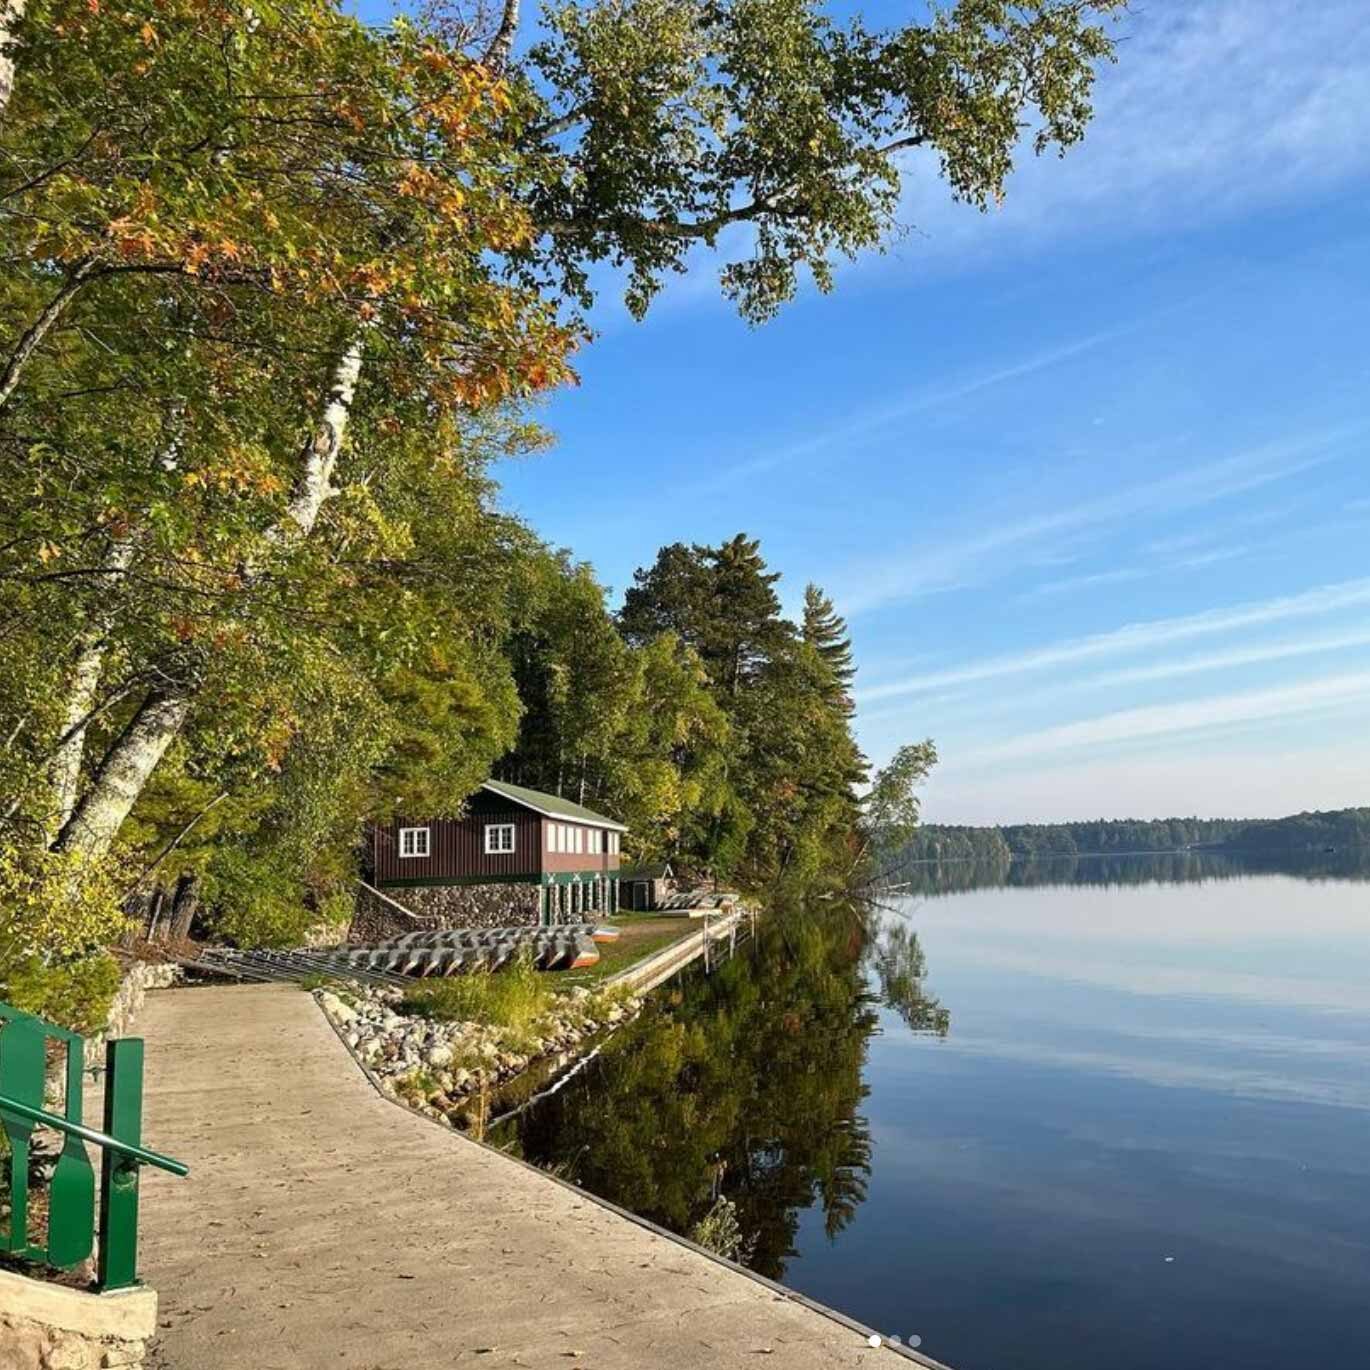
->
[801,584,855,715]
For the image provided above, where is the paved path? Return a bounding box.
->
[134,984,935,1370]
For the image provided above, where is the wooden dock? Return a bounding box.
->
[607,908,752,993]
[129,983,949,1368]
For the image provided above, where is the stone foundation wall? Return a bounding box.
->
[350,882,541,943]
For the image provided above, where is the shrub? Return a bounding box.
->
[403,952,553,1035]
[0,845,127,1031]
[1,950,122,1034]
[0,846,128,961]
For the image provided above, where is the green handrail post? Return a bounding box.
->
[97,1038,143,1291]
[1,999,185,1292]
[48,1028,95,1268]
[0,1014,45,1257]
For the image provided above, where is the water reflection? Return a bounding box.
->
[872,921,951,1038]
[493,912,890,1278]
[898,844,1370,896]
[495,852,1370,1370]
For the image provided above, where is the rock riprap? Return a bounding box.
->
[314,983,640,1124]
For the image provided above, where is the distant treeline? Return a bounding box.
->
[902,808,1370,863]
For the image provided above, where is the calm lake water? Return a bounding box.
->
[492,851,1370,1369]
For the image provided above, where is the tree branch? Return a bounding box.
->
[0,257,96,410]
[540,131,928,243]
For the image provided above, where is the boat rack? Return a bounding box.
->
[189,923,619,986]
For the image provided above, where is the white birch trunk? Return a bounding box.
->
[51,343,365,863]
[484,0,519,72]
[48,536,136,834]
[51,688,191,860]
[267,337,365,546]
[0,0,24,125]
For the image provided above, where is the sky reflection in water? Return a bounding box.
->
[496,852,1370,1370]
[803,853,1370,1369]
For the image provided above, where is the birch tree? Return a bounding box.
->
[0,0,22,124]
[3,0,1129,883]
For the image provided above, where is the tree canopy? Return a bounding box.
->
[0,0,1127,1024]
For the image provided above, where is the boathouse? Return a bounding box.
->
[618,862,678,911]
[355,780,626,936]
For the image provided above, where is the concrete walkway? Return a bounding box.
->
[134,984,934,1370]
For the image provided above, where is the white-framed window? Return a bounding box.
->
[547,823,556,852]
[608,831,619,855]
[555,823,565,853]
[573,826,583,854]
[484,823,516,855]
[589,829,602,854]
[399,826,430,859]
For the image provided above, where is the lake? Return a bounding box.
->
[491,851,1370,1369]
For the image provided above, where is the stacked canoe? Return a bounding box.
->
[191,923,619,986]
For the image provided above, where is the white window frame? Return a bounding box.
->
[555,823,565,853]
[399,826,430,859]
[484,823,516,855]
[573,826,583,854]
[608,831,619,855]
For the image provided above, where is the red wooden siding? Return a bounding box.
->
[372,790,622,885]
[373,805,542,884]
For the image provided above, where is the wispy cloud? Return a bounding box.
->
[836,432,1354,617]
[1078,627,1370,693]
[1021,565,1156,599]
[962,671,1370,766]
[1022,545,1253,600]
[685,324,1127,495]
[857,576,1370,705]
[892,0,1370,265]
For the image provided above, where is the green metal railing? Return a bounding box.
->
[0,1000,187,1291]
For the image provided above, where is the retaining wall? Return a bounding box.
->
[349,882,541,942]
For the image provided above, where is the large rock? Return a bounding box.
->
[317,992,356,1025]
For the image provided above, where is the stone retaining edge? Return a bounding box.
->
[0,1269,157,1341]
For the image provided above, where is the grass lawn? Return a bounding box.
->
[555,915,694,985]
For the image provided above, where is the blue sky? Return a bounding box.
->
[401,1,1370,824]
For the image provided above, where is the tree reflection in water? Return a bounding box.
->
[869,919,950,1038]
[493,904,948,1280]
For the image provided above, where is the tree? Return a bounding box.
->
[801,584,854,714]
[2,2,575,870]
[861,740,939,877]
[620,534,789,696]
[518,0,1126,321]
[1,0,1130,999]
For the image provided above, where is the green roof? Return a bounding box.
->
[481,779,627,831]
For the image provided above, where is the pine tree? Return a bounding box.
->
[801,584,855,714]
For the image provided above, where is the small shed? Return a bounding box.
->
[619,862,677,912]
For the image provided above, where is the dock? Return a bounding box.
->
[607,908,753,993]
[130,983,948,1369]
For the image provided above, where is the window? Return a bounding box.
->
[608,831,620,855]
[484,823,516,855]
[399,826,430,859]
[573,826,583,854]
[555,823,565,853]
